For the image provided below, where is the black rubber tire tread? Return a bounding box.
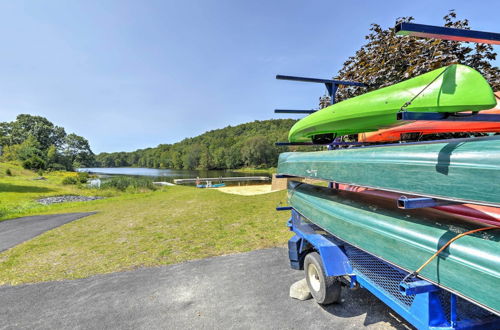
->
[304,252,341,305]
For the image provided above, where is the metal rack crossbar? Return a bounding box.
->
[275,74,366,112]
[395,22,500,45]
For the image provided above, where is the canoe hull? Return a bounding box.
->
[289,64,496,142]
[338,183,500,226]
[288,182,500,314]
[278,136,500,206]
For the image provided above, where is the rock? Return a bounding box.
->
[36,195,104,205]
[88,179,101,188]
[289,278,312,301]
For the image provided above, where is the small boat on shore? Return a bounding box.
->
[196,180,226,188]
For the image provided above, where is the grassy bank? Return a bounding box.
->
[0,163,289,285]
[0,162,119,220]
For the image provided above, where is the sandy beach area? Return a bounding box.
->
[217,184,274,196]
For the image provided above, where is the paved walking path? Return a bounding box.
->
[0,212,95,252]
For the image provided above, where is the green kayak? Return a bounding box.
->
[278,136,500,206]
[289,64,496,143]
[287,182,500,314]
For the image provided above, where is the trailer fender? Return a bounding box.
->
[288,234,352,276]
[288,235,311,270]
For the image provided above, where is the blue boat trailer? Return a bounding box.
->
[284,208,500,330]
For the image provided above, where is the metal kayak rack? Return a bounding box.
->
[274,23,500,147]
[397,111,500,122]
[274,74,367,114]
[273,21,500,329]
[280,208,500,329]
[273,74,368,148]
[395,22,500,45]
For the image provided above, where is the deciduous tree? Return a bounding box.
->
[335,11,499,102]
[63,133,95,168]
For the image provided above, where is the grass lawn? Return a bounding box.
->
[0,162,118,221]
[0,163,290,285]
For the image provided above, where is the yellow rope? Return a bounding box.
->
[405,226,499,281]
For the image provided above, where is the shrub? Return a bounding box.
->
[5,168,12,176]
[22,156,46,170]
[101,176,156,191]
[48,163,67,171]
[62,176,78,185]
[77,172,89,183]
[21,159,32,169]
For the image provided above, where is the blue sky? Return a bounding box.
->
[0,0,498,153]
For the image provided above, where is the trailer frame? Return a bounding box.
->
[285,208,500,330]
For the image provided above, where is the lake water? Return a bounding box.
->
[77,167,272,185]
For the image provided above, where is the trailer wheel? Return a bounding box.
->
[304,252,341,305]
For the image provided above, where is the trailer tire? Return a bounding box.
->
[304,252,341,305]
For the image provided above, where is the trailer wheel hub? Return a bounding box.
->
[307,263,321,292]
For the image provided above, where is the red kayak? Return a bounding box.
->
[359,92,500,143]
[338,184,500,226]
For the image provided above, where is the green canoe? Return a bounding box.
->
[289,64,496,143]
[278,136,500,206]
[288,182,500,314]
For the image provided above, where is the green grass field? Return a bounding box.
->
[0,162,290,285]
[0,162,120,220]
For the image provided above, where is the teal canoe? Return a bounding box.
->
[288,181,500,314]
[289,64,496,143]
[278,136,500,206]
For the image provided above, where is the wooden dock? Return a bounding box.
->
[174,176,271,184]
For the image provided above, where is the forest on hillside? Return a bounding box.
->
[95,119,302,169]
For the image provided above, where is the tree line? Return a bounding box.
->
[95,119,305,169]
[0,114,95,171]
